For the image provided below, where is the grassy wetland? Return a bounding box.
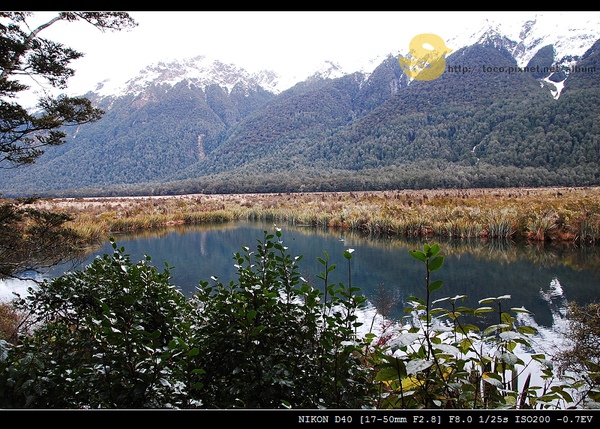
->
[25,186,600,247]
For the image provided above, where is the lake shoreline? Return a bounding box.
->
[15,186,600,246]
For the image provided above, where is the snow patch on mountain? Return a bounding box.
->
[85,13,600,103]
[93,55,282,99]
[91,50,398,101]
[447,12,600,68]
[309,60,346,80]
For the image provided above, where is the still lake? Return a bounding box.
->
[43,220,600,329]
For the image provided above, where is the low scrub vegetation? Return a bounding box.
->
[22,187,600,247]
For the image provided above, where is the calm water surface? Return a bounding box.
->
[55,220,600,328]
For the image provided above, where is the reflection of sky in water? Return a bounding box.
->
[0,276,38,302]
[2,221,598,330]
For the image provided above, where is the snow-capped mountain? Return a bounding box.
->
[92,54,282,99]
[86,13,600,103]
[307,60,347,80]
[92,56,360,102]
[446,12,600,70]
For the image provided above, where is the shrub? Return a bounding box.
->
[553,301,600,407]
[0,240,197,408]
[371,243,582,409]
[188,228,376,408]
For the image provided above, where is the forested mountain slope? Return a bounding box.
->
[1,36,598,197]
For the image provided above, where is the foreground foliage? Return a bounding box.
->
[0,242,193,407]
[190,229,373,408]
[554,301,600,397]
[0,230,374,408]
[0,230,597,408]
[372,244,599,409]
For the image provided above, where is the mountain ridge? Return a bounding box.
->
[83,13,600,102]
[1,16,599,197]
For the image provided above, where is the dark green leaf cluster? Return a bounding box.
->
[0,230,376,408]
[553,301,600,404]
[0,240,194,408]
[189,229,374,408]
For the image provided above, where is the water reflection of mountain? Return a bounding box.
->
[290,224,600,274]
[8,220,598,330]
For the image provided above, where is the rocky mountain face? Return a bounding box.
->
[1,16,599,196]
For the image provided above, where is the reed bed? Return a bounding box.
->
[23,186,600,246]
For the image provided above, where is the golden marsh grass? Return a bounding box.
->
[20,186,600,247]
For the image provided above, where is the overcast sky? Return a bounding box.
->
[18,11,599,99]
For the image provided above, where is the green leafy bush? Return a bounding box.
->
[371,243,582,409]
[0,229,376,408]
[0,240,196,408]
[188,228,375,408]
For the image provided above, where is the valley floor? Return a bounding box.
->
[20,186,600,246]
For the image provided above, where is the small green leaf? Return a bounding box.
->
[483,323,510,336]
[409,250,427,262]
[496,294,512,300]
[482,372,503,387]
[406,359,434,375]
[376,366,405,382]
[406,296,425,305]
[429,279,444,292]
[426,243,440,258]
[251,325,265,335]
[343,248,354,259]
[517,325,538,335]
[428,255,444,271]
[433,343,461,357]
[474,306,494,315]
